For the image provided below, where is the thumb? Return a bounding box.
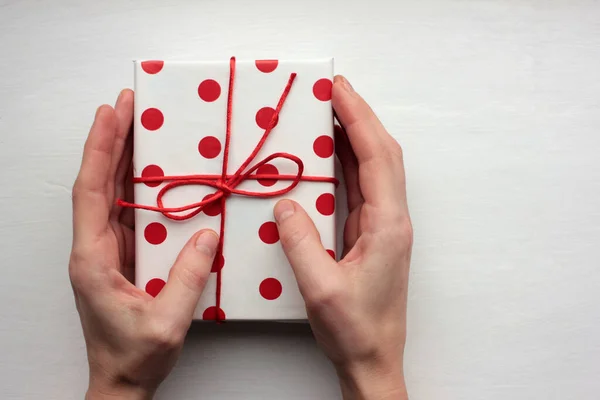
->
[274,200,338,299]
[155,229,219,323]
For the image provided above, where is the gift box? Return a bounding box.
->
[129,57,336,321]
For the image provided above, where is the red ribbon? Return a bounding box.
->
[118,57,337,321]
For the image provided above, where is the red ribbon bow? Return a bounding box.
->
[118,57,337,321]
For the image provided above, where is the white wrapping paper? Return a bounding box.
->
[133,58,336,320]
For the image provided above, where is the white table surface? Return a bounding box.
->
[1,1,599,399]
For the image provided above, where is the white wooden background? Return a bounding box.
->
[1,1,599,399]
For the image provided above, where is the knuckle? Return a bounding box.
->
[374,147,399,169]
[388,218,414,250]
[305,282,345,314]
[71,181,82,202]
[374,217,413,253]
[390,141,404,159]
[68,266,83,291]
[384,142,404,164]
[71,179,94,206]
[175,264,209,292]
[399,219,414,243]
[68,252,87,291]
[279,224,311,251]
[125,298,147,317]
[144,320,185,351]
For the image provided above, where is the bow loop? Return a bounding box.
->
[145,152,305,221]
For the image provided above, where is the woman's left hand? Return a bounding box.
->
[69,90,219,400]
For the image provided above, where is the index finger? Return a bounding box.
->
[332,75,407,212]
[72,105,118,241]
[154,230,218,324]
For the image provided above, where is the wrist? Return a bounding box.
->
[86,375,155,400]
[336,356,407,400]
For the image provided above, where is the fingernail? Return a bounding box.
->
[274,200,295,223]
[341,76,354,93]
[195,230,219,256]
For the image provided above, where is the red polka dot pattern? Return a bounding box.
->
[202,306,226,321]
[316,193,335,216]
[313,78,333,101]
[211,253,225,273]
[255,107,278,130]
[141,164,164,187]
[258,221,279,244]
[141,60,164,74]
[198,136,222,159]
[202,194,222,217]
[135,65,336,318]
[141,108,164,131]
[256,164,279,187]
[259,278,282,300]
[313,135,334,158]
[255,60,279,73]
[198,79,221,102]
[145,278,166,297]
[144,222,167,245]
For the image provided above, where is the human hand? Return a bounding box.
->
[273,76,412,400]
[69,90,219,400]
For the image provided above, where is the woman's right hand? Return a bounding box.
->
[274,75,412,400]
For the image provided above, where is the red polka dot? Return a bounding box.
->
[202,306,226,321]
[211,253,225,273]
[198,79,221,102]
[145,278,166,297]
[255,59,279,73]
[259,278,282,300]
[202,194,222,216]
[198,136,222,159]
[141,60,164,74]
[256,164,279,187]
[144,222,167,245]
[255,107,278,130]
[313,78,333,101]
[313,135,334,158]
[258,221,279,244]
[316,193,335,216]
[141,164,164,187]
[141,108,164,131]
[327,249,336,259]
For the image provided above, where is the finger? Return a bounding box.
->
[122,226,135,283]
[72,105,118,239]
[334,124,363,211]
[111,129,133,219]
[332,75,407,211]
[106,90,134,209]
[119,159,135,230]
[332,75,395,163]
[342,206,361,257]
[155,230,219,324]
[273,200,339,300]
[110,90,134,185]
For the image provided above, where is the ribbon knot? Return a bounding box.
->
[215,179,233,197]
[117,57,337,322]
